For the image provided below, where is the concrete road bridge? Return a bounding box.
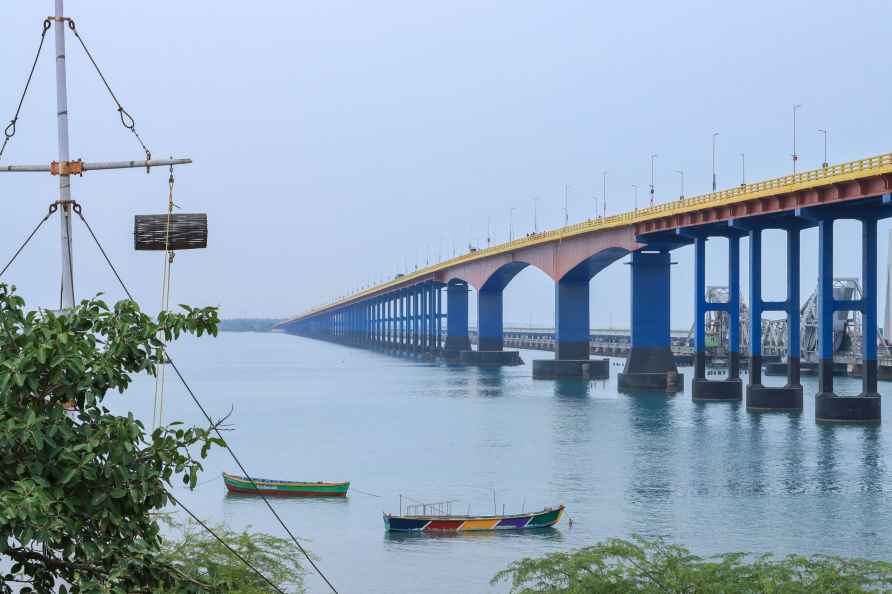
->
[278,153,892,423]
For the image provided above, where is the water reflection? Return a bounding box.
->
[816,425,840,493]
[475,367,507,398]
[624,393,675,532]
[384,526,564,545]
[859,426,882,494]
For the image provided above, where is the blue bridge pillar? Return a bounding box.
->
[815,217,881,422]
[745,226,804,411]
[460,284,523,366]
[692,233,743,401]
[554,278,590,360]
[445,280,471,356]
[618,250,682,391]
[532,276,607,379]
[477,288,503,351]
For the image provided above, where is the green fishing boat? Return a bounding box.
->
[223,472,350,497]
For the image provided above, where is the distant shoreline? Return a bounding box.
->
[219,318,284,333]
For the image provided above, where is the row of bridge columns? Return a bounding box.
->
[683,208,881,422]
[297,281,444,355]
[289,197,888,423]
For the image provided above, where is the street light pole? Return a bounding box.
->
[486,216,491,246]
[712,132,719,192]
[532,196,539,232]
[740,153,745,187]
[602,171,607,217]
[632,184,638,211]
[509,207,516,241]
[649,153,657,206]
[563,184,569,227]
[674,170,684,200]
[818,128,829,168]
[792,104,802,174]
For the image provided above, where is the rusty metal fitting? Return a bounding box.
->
[50,160,84,176]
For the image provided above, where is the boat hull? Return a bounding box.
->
[384,505,564,532]
[223,473,349,497]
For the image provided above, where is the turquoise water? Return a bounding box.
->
[121,332,892,593]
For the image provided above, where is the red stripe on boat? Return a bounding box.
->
[423,519,465,531]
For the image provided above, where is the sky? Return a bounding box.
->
[1,1,891,330]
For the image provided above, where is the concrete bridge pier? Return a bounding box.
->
[461,287,523,366]
[691,233,743,401]
[745,225,803,412]
[814,216,880,422]
[533,277,608,379]
[618,250,683,392]
[444,280,471,359]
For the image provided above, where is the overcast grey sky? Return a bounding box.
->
[1,1,890,329]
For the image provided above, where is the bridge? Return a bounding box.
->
[278,152,892,423]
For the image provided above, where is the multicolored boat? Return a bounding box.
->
[223,472,350,497]
[384,504,564,532]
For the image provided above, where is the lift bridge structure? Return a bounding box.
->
[280,152,892,423]
[699,279,892,369]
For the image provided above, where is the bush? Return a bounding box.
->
[492,536,892,593]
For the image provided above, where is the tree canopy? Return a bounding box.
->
[492,536,892,594]
[0,285,303,593]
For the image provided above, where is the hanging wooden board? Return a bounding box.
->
[134,213,207,251]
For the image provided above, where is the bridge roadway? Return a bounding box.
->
[278,153,892,423]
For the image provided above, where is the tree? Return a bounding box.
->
[159,519,306,593]
[0,284,302,593]
[491,536,892,594]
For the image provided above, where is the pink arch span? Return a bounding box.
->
[435,225,640,290]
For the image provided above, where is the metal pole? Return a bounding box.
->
[740,153,745,186]
[819,129,829,168]
[562,184,569,227]
[632,184,638,211]
[509,207,516,241]
[674,170,684,200]
[55,0,75,309]
[792,104,802,174]
[649,153,657,206]
[711,132,718,192]
[532,196,539,232]
[602,171,607,217]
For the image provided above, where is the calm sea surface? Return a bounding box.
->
[118,332,892,593]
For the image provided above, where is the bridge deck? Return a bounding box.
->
[288,152,892,322]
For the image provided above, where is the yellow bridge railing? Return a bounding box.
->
[291,152,892,320]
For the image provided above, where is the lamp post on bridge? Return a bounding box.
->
[632,184,638,211]
[712,132,719,192]
[562,184,570,227]
[509,207,516,241]
[649,153,657,206]
[792,103,802,174]
[602,170,608,217]
[532,196,539,232]
[674,169,684,200]
[740,153,746,187]
[818,128,830,168]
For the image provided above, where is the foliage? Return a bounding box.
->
[0,284,238,592]
[159,519,306,593]
[491,535,892,594]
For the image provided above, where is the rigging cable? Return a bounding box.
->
[66,19,152,162]
[152,164,177,429]
[74,206,341,594]
[0,203,57,280]
[0,19,51,161]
